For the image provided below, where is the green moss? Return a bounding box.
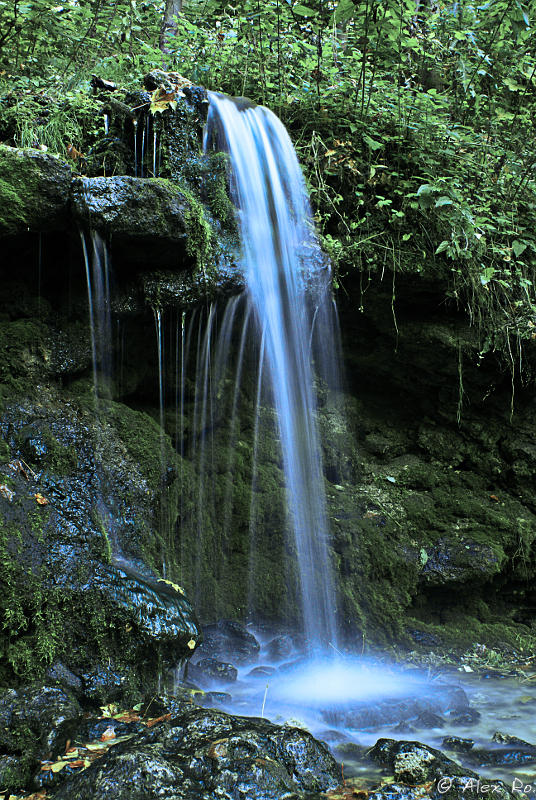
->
[407,615,536,654]
[181,185,214,274]
[91,509,113,564]
[203,152,236,233]
[0,516,64,682]
[0,318,47,391]
[0,177,27,234]
[20,426,78,475]
[0,145,71,236]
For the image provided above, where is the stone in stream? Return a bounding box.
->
[197,691,232,707]
[195,619,261,665]
[188,657,238,685]
[321,683,468,729]
[247,665,277,678]
[265,634,294,661]
[368,739,516,800]
[442,735,475,753]
[466,746,536,768]
[415,710,445,728]
[449,708,481,726]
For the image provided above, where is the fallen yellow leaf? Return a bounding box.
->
[158,579,185,595]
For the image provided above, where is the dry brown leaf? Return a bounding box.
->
[145,712,171,728]
[0,484,14,502]
[67,143,85,161]
[114,711,141,723]
[207,737,229,760]
[100,726,116,741]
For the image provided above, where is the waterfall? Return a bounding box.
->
[204,92,339,648]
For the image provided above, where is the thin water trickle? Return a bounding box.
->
[80,228,113,394]
[133,118,138,177]
[204,92,338,648]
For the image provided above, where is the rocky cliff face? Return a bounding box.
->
[0,72,535,702]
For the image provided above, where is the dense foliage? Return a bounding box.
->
[1,0,535,372]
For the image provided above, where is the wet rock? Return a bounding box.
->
[80,665,128,703]
[415,710,444,728]
[140,257,244,310]
[449,709,481,726]
[196,691,232,708]
[392,721,417,734]
[0,145,72,236]
[188,657,238,685]
[196,619,261,665]
[73,717,144,743]
[334,741,369,760]
[45,323,92,377]
[265,634,294,661]
[419,536,506,586]
[45,662,83,695]
[0,685,81,756]
[318,728,349,744]
[71,176,191,267]
[394,748,436,783]
[368,739,518,799]
[322,683,468,729]
[442,736,475,753]
[49,705,339,800]
[369,738,479,781]
[492,731,534,747]
[0,685,81,790]
[467,746,536,768]
[0,393,200,701]
[247,665,277,678]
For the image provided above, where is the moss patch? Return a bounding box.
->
[0,145,71,235]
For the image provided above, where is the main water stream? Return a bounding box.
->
[204,91,339,649]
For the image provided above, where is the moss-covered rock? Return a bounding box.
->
[0,145,72,236]
[71,176,189,242]
[0,388,199,693]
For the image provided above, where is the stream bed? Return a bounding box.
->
[186,624,536,788]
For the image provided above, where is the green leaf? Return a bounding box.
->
[435,196,453,207]
[435,240,449,255]
[363,134,383,151]
[512,240,528,257]
[293,4,317,16]
[332,0,355,24]
[416,183,434,196]
[480,267,495,285]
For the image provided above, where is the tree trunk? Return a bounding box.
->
[159,0,182,54]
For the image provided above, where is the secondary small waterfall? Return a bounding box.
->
[204,92,340,648]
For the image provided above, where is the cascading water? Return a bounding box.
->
[204,92,339,649]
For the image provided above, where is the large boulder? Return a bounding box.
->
[0,145,72,236]
[71,176,190,240]
[49,705,340,800]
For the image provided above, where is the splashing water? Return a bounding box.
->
[204,93,339,648]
